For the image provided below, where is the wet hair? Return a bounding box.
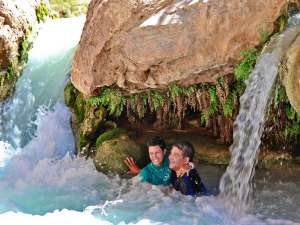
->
[147,136,166,150]
[172,141,195,161]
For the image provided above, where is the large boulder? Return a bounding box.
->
[72,0,291,96]
[93,137,149,175]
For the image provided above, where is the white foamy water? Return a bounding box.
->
[0,16,85,149]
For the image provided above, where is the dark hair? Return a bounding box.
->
[147,136,166,150]
[172,141,195,161]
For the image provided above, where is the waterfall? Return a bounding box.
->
[0,16,85,150]
[219,16,300,209]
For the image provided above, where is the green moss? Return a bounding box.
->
[95,128,127,148]
[279,14,288,33]
[259,29,271,45]
[75,94,85,123]
[79,133,88,150]
[36,1,50,23]
[18,31,33,64]
[6,63,15,81]
[64,82,79,108]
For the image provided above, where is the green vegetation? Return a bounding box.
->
[75,93,86,123]
[208,86,218,115]
[223,93,235,118]
[278,14,288,33]
[234,49,258,82]
[36,1,50,23]
[49,0,90,18]
[6,63,15,81]
[18,30,33,64]
[259,29,271,45]
[89,87,126,117]
[149,90,165,112]
[95,128,127,148]
[264,81,300,150]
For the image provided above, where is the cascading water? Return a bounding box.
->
[219,15,300,210]
[0,16,85,149]
[0,15,300,225]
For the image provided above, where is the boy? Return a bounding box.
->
[124,136,192,185]
[169,141,208,196]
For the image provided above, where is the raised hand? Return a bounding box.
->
[124,157,141,175]
[176,162,194,177]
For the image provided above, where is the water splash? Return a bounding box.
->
[0,16,85,149]
[219,20,300,209]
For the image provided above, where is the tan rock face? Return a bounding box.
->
[72,0,289,96]
[0,0,39,70]
[285,34,300,115]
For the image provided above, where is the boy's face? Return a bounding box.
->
[168,146,189,171]
[148,145,164,166]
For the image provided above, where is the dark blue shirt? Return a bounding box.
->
[170,168,208,196]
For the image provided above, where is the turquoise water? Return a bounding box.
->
[0,16,299,225]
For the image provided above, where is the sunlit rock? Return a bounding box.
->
[72,0,289,96]
[284,34,300,115]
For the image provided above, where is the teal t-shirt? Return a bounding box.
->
[139,157,171,185]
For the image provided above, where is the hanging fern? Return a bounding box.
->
[208,85,218,115]
[89,87,126,117]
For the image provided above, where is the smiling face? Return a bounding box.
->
[148,145,165,167]
[168,146,189,172]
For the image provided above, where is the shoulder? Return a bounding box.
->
[188,169,203,182]
[189,168,200,177]
[139,163,152,180]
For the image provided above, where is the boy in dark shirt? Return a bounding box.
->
[169,141,208,196]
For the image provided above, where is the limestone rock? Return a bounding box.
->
[0,0,40,100]
[72,0,290,96]
[93,137,148,175]
[0,0,39,70]
[284,34,300,115]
